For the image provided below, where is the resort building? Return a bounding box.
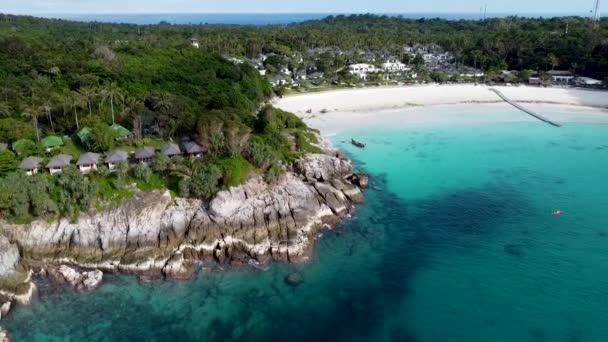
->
[190,38,199,48]
[278,65,291,75]
[548,70,574,84]
[111,124,131,142]
[46,154,72,175]
[20,156,43,176]
[77,127,92,144]
[295,70,307,80]
[134,146,155,164]
[575,77,603,86]
[42,135,64,153]
[105,150,129,172]
[270,75,289,87]
[182,141,203,159]
[160,143,181,157]
[529,77,542,85]
[348,63,377,80]
[76,152,100,174]
[382,61,410,73]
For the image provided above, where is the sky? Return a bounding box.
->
[1,0,605,15]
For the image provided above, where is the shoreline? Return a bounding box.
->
[0,153,366,318]
[274,84,608,114]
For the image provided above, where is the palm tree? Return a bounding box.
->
[40,102,54,131]
[122,96,145,139]
[78,87,97,117]
[100,82,123,125]
[65,91,85,130]
[21,106,41,143]
[0,102,10,118]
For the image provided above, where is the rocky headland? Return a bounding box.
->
[0,152,366,330]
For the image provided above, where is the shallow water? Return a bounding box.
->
[4,107,608,341]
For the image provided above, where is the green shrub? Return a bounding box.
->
[215,155,252,188]
[151,152,171,173]
[131,163,152,182]
[0,149,18,177]
[183,164,221,199]
[248,138,276,169]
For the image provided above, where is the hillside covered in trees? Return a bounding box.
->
[0,14,322,222]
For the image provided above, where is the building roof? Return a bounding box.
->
[134,146,155,160]
[42,136,64,148]
[20,156,42,170]
[111,123,131,138]
[547,70,573,76]
[76,152,101,166]
[77,127,92,143]
[182,141,203,154]
[271,75,286,83]
[160,143,181,156]
[46,154,72,168]
[105,150,129,163]
[0,143,7,150]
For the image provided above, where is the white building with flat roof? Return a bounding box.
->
[382,61,410,73]
[348,63,377,80]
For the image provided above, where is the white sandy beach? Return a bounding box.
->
[274,84,608,132]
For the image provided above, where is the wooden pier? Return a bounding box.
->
[489,88,561,127]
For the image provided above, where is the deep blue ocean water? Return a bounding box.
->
[39,13,585,25]
[3,106,608,341]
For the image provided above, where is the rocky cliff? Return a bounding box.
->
[0,154,364,307]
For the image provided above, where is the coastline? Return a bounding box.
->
[275,84,608,114]
[273,84,608,133]
[0,152,366,312]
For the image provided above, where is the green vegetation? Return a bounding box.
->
[0,15,327,222]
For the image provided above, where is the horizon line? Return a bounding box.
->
[3,11,594,16]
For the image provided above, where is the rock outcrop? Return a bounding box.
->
[0,154,364,300]
[0,301,10,320]
[47,266,104,291]
[0,326,9,342]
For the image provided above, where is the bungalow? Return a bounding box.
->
[277,65,291,75]
[182,141,203,159]
[348,63,377,80]
[20,156,43,176]
[308,71,325,80]
[548,70,574,84]
[270,75,289,87]
[111,124,131,141]
[160,143,181,157]
[77,127,92,144]
[295,70,307,80]
[575,77,603,86]
[529,77,542,86]
[382,61,409,73]
[105,150,129,172]
[251,61,266,76]
[46,154,72,175]
[134,146,155,164]
[190,38,199,49]
[42,135,64,153]
[76,152,100,174]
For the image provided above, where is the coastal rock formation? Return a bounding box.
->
[0,326,9,342]
[0,154,364,298]
[0,301,11,320]
[48,266,104,291]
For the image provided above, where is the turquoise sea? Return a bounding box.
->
[4,106,608,341]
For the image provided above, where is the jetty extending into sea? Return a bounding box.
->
[489,88,562,127]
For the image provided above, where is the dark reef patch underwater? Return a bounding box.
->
[4,116,608,342]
